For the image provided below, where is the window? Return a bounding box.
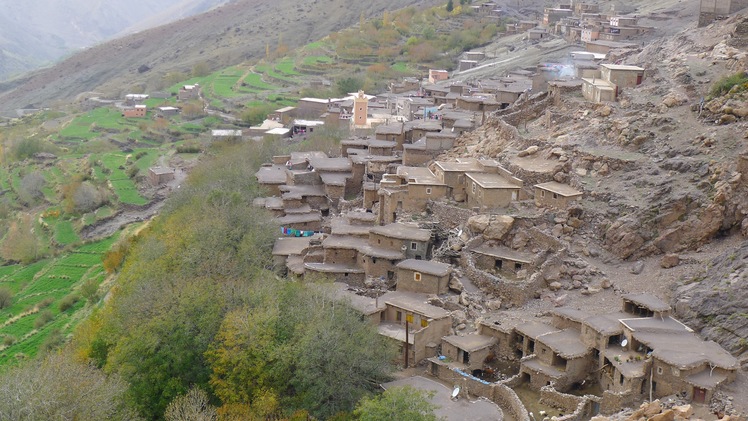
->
[421,319,428,328]
[656,366,663,375]
[396,311,402,322]
[515,263,523,271]
[541,190,545,197]
[426,187,432,195]
[553,193,558,199]
[472,183,476,193]
[671,367,679,377]
[411,242,417,250]
[414,272,422,282]
[620,374,624,385]
[406,313,414,323]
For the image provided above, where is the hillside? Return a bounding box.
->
[0,0,229,82]
[0,0,442,116]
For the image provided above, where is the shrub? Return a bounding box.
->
[37,297,55,309]
[126,165,139,179]
[3,335,16,346]
[80,278,100,304]
[710,71,748,98]
[34,310,54,328]
[59,294,79,312]
[0,288,13,309]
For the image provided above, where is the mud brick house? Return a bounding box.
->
[377,291,452,366]
[148,167,175,185]
[395,259,452,295]
[534,181,583,209]
[600,64,645,89]
[403,132,458,166]
[582,77,617,102]
[440,334,498,372]
[543,7,573,25]
[432,158,501,202]
[377,166,448,224]
[268,106,296,124]
[272,235,321,274]
[122,105,147,118]
[428,69,449,84]
[471,244,535,275]
[255,164,287,196]
[374,122,406,148]
[465,171,523,211]
[124,94,148,105]
[178,84,200,100]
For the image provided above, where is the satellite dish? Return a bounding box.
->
[620,339,628,348]
[451,386,460,399]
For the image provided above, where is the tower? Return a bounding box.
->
[353,90,368,127]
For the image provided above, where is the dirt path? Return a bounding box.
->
[80,165,189,240]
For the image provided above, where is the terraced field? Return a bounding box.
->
[0,234,118,365]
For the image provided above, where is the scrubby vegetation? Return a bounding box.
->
[709,71,748,98]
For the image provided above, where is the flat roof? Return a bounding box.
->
[396,259,451,277]
[279,184,326,199]
[272,236,319,256]
[583,312,627,335]
[516,321,558,339]
[370,223,431,242]
[685,369,730,390]
[329,283,383,315]
[212,129,242,136]
[443,334,497,352]
[304,262,364,274]
[149,166,174,175]
[471,245,534,264]
[537,329,589,359]
[323,235,364,250]
[621,293,671,312]
[601,63,645,71]
[255,165,287,184]
[275,213,322,224]
[308,157,352,172]
[466,172,519,189]
[553,307,591,323]
[581,78,617,89]
[274,106,296,113]
[396,166,443,185]
[534,181,583,197]
[434,158,483,172]
[265,128,290,135]
[380,291,450,319]
[636,331,738,370]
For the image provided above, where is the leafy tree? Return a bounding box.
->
[446,0,454,12]
[354,386,439,421]
[192,61,211,78]
[337,77,364,96]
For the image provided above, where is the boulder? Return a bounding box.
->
[486,299,502,311]
[549,281,563,291]
[599,105,612,116]
[518,145,540,157]
[631,260,645,275]
[448,276,464,293]
[467,214,490,233]
[660,253,680,268]
[483,215,515,240]
[672,405,693,419]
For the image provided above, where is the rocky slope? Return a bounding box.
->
[0,0,441,115]
[0,0,229,82]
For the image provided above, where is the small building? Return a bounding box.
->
[465,51,486,61]
[441,334,497,372]
[268,106,296,124]
[471,244,534,275]
[178,84,200,101]
[528,28,549,40]
[600,64,645,88]
[122,105,147,118]
[534,181,583,209]
[581,77,617,102]
[428,69,449,84]
[156,106,179,117]
[377,291,452,365]
[459,60,478,71]
[396,259,452,295]
[465,172,522,211]
[211,129,243,140]
[148,167,175,185]
[124,94,149,105]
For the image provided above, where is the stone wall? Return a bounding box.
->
[428,360,530,421]
[428,201,474,230]
[460,250,545,307]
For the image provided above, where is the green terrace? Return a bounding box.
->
[0,234,118,365]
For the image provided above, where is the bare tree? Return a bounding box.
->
[18,171,45,205]
[165,387,217,421]
[0,351,139,420]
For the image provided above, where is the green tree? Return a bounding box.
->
[446,0,454,12]
[337,77,364,96]
[354,386,439,421]
[0,287,12,309]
